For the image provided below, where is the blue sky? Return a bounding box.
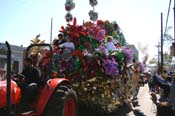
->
[0,0,174,60]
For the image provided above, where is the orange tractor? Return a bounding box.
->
[0,41,78,116]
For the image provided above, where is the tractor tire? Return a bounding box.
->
[42,84,78,116]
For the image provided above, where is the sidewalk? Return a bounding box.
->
[127,84,157,116]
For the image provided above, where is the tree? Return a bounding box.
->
[163,26,173,52]
[137,43,149,66]
[163,52,172,66]
[164,26,173,42]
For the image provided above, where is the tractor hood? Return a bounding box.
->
[0,80,21,108]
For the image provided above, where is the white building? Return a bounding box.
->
[0,42,24,73]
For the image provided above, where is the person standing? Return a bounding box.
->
[59,36,75,53]
[114,41,122,51]
[53,33,66,46]
[105,36,117,52]
[21,57,40,85]
[169,77,175,111]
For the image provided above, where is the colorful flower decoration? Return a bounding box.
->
[59,18,89,48]
[95,45,109,56]
[55,18,140,113]
[121,47,134,63]
[103,58,119,77]
[95,28,106,42]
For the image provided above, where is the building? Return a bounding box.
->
[0,42,24,73]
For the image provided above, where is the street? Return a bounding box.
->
[79,84,157,116]
[127,84,157,116]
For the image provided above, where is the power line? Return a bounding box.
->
[164,0,172,35]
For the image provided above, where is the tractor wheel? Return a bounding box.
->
[42,84,78,116]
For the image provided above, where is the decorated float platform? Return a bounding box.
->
[29,19,144,114]
[27,0,145,114]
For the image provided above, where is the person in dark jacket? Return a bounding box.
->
[21,57,40,85]
[53,33,66,46]
[19,57,40,110]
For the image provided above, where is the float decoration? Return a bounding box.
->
[89,0,98,7]
[89,0,98,22]
[33,18,142,113]
[65,0,75,23]
[25,2,141,113]
[54,19,142,113]
[89,10,98,22]
[29,34,45,55]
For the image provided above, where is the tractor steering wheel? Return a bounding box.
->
[12,73,26,86]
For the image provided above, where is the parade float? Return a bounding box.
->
[27,0,145,114]
[51,18,144,114]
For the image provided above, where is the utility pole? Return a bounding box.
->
[174,0,175,42]
[170,0,175,59]
[50,17,53,44]
[156,43,160,74]
[161,13,164,74]
[171,0,175,58]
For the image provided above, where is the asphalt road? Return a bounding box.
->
[134,84,157,116]
[79,104,132,116]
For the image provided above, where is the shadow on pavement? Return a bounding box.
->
[133,109,146,116]
[79,103,146,116]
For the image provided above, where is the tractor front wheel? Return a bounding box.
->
[42,84,78,116]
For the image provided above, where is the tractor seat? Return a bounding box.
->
[24,83,39,103]
[33,67,41,79]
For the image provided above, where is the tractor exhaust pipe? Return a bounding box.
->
[5,41,11,116]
